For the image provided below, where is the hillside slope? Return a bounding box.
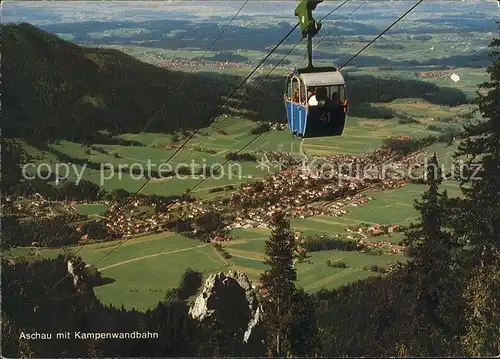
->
[1,23,241,142]
[1,23,470,143]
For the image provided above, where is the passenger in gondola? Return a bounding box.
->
[307,87,316,106]
[307,87,314,100]
[316,87,327,103]
[332,92,340,105]
[309,87,327,107]
[292,88,300,102]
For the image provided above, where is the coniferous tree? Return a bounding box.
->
[260,212,297,357]
[289,288,322,357]
[0,138,25,197]
[1,311,36,358]
[451,32,500,355]
[403,153,459,261]
[400,153,464,355]
[197,310,231,357]
[260,212,322,357]
[460,251,500,356]
[178,268,203,299]
[152,299,198,357]
[452,33,500,262]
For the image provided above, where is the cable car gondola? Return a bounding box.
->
[284,0,348,138]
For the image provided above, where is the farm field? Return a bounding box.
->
[223,225,404,291]
[19,105,452,197]
[9,228,400,310]
[21,113,462,200]
[380,98,475,119]
[347,67,488,99]
[10,138,466,311]
[19,187,424,312]
[74,203,109,217]
[62,180,460,310]
[19,233,227,310]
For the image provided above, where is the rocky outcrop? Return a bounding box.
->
[67,257,101,290]
[226,270,262,343]
[189,270,263,344]
[67,259,84,288]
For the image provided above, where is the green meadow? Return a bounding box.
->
[18,106,452,197]
[13,95,468,310]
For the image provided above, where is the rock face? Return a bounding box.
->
[189,270,263,344]
[67,259,83,288]
[67,258,99,290]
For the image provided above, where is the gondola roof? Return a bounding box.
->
[297,71,345,87]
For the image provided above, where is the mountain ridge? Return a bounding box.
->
[1,22,243,143]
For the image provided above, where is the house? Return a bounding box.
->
[388,224,399,233]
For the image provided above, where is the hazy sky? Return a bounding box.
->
[2,1,499,25]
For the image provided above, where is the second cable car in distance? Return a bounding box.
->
[284,0,348,138]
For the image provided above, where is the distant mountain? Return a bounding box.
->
[1,23,242,143]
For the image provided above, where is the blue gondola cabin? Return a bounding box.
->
[284,66,348,138]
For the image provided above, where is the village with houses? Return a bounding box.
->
[3,142,434,258]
